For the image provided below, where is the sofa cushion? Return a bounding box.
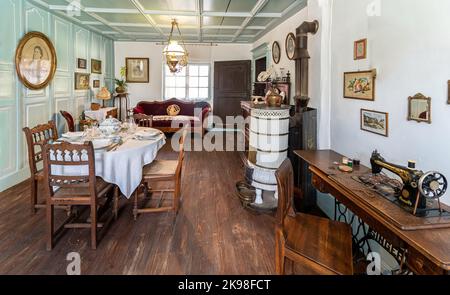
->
[152,116,201,128]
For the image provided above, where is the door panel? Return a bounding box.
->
[214,60,251,125]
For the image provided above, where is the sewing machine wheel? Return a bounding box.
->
[418,172,448,199]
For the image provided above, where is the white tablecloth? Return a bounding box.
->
[85,107,117,122]
[52,128,166,198]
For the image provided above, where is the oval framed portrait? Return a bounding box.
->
[15,31,57,90]
[285,33,296,60]
[272,41,281,64]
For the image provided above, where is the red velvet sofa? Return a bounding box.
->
[133,98,211,136]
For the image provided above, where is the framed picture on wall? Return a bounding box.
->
[74,73,90,90]
[285,33,296,60]
[343,70,376,101]
[77,58,87,69]
[91,59,102,74]
[15,31,57,90]
[408,93,431,124]
[447,80,450,104]
[272,41,281,64]
[126,57,149,83]
[354,39,367,60]
[93,80,100,88]
[360,109,388,137]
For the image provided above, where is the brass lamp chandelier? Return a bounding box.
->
[163,19,189,74]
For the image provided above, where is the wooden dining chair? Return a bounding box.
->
[134,113,153,127]
[275,159,354,275]
[60,110,75,132]
[23,121,59,213]
[42,141,118,250]
[133,129,187,220]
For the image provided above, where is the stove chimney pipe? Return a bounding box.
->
[294,20,319,112]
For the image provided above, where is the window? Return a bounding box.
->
[164,64,210,100]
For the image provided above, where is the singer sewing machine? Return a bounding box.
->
[369,150,448,215]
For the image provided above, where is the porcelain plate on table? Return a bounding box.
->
[61,132,85,141]
[135,129,161,140]
[92,139,112,150]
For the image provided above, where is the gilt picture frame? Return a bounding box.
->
[361,109,388,137]
[15,31,57,90]
[126,57,149,83]
[354,39,367,60]
[75,72,90,90]
[344,70,376,101]
[91,59,102,74]
[408,93,431,124]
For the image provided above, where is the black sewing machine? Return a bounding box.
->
[370,151,448,214]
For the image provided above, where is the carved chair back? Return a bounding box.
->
[275,159,295,229]
[60,110,75,132]
[23,121,59,176]
[42,142,97,198]
[134,114,153,127]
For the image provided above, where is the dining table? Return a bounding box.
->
[53,127,166,198]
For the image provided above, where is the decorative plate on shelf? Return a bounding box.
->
[272,41,281,64]
[285,33,296,60]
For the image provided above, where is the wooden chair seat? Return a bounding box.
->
[284,213,353,275]
[51,178,113,201]
[133,130,187,220]
[143,160,177,178]
[275,159,354,275]
[35,170,44,181]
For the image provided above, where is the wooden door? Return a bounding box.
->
[214,60,251,126]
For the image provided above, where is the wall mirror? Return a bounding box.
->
[408,93,431,124]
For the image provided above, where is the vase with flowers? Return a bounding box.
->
[115,67,127,94]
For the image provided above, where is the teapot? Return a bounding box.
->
[265,87,283,107]
[99,116,121,136]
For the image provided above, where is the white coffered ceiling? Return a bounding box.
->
[31,0,307,43]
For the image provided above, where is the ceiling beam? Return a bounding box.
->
[252,0,307,42]
[129,0,166,38]
[197,0,203,42]
[47,6,282,18]
[232,0,269,42]
[59,0,129,39]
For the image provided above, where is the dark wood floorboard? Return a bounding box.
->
[0,138,276,275]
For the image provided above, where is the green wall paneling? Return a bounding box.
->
[0,0,115,191]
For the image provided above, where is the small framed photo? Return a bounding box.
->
[361,109,388,137]
[93,80,100,88]
[344,70,375,101]
[91,59,102,74]
[447,80,450,104]
[272,41,281,64]
[77,58,87,69]
[285,33,296,60]
[126,57,149,83]
[74,72,90,90]
[354,39,367,60]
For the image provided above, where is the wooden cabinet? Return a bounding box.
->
[288,109,318,211]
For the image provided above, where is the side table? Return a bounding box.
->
[114,93,130,121]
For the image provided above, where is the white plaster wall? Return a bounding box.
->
[330,0,450,205]
[114,42,252,107]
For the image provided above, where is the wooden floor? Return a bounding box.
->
[0,138,276,275]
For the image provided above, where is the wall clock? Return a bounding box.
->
[15,31,57,90]
[272,41,281,64]
[285,33,296,60]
